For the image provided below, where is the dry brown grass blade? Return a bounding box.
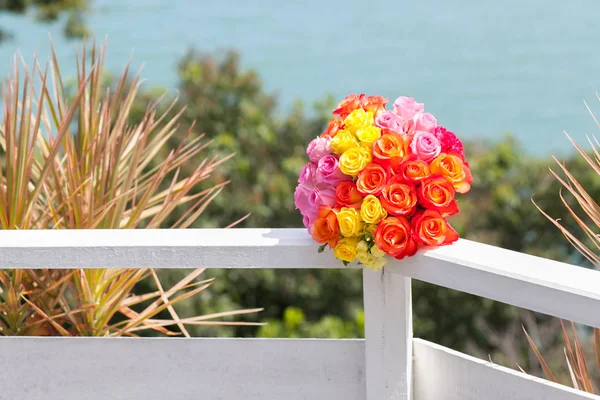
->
[561,321,577,368]
[570,321,594,392]
[120,278,214,307]
[118,306,178,336]
[224,213,252,228]
[565,349,581,391]
[556,190,600,255]
[144,307,265,324]
[20,295,71,336]
[532,197,600,266]
[149,269,189,337]
[113,282,214,336]
[523,325,558,382]
[549,159,600,232]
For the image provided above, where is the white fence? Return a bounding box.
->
[1,228,600,400]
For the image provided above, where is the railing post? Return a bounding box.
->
[363,268,413,400]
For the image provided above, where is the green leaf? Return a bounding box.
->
[317,244,326,253]
[342,261,349,266]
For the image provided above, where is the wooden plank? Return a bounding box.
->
[0,337,366,400]
[392,239,600,328]
[2,228,600,327]
[0,228,351,269]
[413,339,599,400]
[363,268,412,400]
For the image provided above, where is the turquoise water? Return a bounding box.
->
[0,0,599,155]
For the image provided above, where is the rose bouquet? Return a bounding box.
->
[294,94,472,270]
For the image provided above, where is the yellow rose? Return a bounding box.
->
[360,195,387,224]
[334,236,360,263]
[356,240,369,252]
[356,241,370,263]
[340,147,372,177]
[362,223,377,236]
[370,244,385,258]
[337,207,363,237]
[362,254,387,271]
[330,130,359,155]
[356,126,381,146]
[356,240,387,270]
[344,109,374,134]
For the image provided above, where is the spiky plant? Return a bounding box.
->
[0,41,260,337]
[526,97,600,391]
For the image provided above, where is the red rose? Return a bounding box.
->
[380,176,418,217]
[418,175,459,217]
[434,126,465,160]
[374,216,418,260]
[336,181,363,209]
[411,209,459,246]
[356,163,388,196]
[397,159,431,183]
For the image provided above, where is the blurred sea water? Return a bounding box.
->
[0,0,599,155]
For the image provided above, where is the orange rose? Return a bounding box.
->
[336,181,364,209]
[356,163,388,196]
[332,94,389,118]
[363,95,388,117]
[429,153,472,194]
[309,207,340,247]
[380,177,418,217]
[372,133,408,170]
[411,209,459,246]
[374,216,418,260]
[397,159,431,183]
[321,117,342,138]
[418,175,458,217]
[332,94,365,117]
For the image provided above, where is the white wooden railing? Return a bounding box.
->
[1,228,600,400]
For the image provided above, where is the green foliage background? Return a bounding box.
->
[0,0,89,40]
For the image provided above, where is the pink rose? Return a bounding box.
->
[308,187,337,209]
[306,136,331,162]
[410,131,441,162]
[316,155,349,185]
[294,184,313,215]
[376,111,404,134]
[299,162,317,185]
[302,214,312,229]
[393,96,424,120]
[411,112,437,133]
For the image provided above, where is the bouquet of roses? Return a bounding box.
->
[294,94,472,270]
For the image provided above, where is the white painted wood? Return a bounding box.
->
[391,239,600,328]
[0,337,365,400]
[0,228,351,269]
[1,228,599,326]
[413,339,599,400]
[363,268,412,400]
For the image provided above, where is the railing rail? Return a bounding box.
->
[2,228,599,327]
[0,228,599,399]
